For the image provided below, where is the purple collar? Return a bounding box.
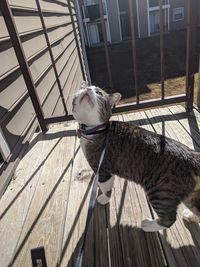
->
[77,123,108,142]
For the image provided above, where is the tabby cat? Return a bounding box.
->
[72,84,200,232]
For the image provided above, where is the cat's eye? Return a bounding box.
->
[96,91,103,96]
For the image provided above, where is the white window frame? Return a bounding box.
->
[148,0,169,10]
[173,7,184,22]
[84,0,97,7]
[147,0,170,36]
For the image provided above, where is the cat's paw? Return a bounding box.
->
[97,194,110,205]
[141,218,167,232]
[183,208,200,223]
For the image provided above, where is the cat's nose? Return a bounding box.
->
[86,87,92,92]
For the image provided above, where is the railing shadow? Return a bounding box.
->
[126,109,200,152]
[10,145,80,265]
[66,202,200,267]
[0,129,77,221]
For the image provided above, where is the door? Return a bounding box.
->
[88,23,100,45]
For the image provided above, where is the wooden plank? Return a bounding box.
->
[122,112,167,267]
[145,106,200,267]
[169,105,200,149]
[0,131,47,266]
[59,137,95,266]
[105,115,124,266]
[10,123,76,266]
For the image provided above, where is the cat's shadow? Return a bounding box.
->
[61,203,200,267]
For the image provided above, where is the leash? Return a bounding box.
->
[74,139,106,267]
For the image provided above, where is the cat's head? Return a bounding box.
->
[72,84,121,126]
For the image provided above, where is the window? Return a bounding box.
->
[173,7,184,21]
[149,0,168,8]
[84,0,98,6]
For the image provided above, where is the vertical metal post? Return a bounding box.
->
[128,0,139,104]
[0,0,47,132]
[35,0,68,116]
[186,0,198,111]
[197,56,200,107]
[98,0,113,89]
[159,0,165,100]
[67,0,87,81]
[74,0,92,84]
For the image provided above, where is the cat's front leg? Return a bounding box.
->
[97,176,114,205]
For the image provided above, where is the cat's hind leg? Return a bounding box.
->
[97,176,114,205]
[183,189,200,223]
[142,193,178,232]
[141,210,177,232]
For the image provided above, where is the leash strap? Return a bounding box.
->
[74,145,106,267]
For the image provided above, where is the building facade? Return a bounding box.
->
[0,0,85,196]
[78,0,191,47]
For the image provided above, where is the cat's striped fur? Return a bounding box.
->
[72,85,200,231]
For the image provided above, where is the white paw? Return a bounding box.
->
[97,194,110,205]
[141,218,167,232]
[183,208,200,223]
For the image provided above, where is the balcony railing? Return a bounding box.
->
[0,0,199,133]
[92,0,198,113]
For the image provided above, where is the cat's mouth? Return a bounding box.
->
[80,93,94,106]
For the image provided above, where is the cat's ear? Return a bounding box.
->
[109,93,121,107]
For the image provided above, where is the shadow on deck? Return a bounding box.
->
[1,105,200,267]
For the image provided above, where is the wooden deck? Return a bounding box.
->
[1,105,200,267]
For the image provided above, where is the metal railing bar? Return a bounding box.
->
[48,54,79,116]
[128,0,139,104]
[113,95,187,114]
[34,41,76,90]
[65,61,82,110]
[38,52,78,110]
[0,53,78,126]
[29,34,76,83]
[45,59,80,122]
[59,54,78,97]
[186,0,198,111]
[98,0,113,88]
[36,0,68,115]
[197,56,200,108]
[1,52,78,128]
[74,0,91,84]
[0,0,47,132]
[45,55,80,122]
[0,30,75,82]
[44,114,74,124]
[159,0,165,100]
[67,0,86,80]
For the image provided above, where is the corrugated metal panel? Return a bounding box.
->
[0,0,85,195]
